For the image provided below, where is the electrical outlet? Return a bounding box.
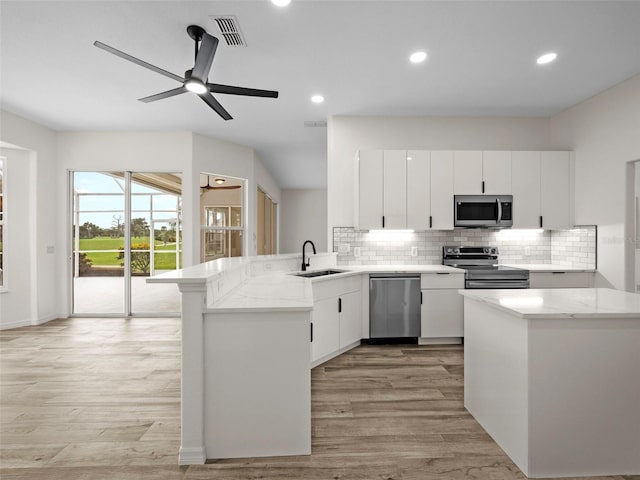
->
[524,246,531,256]
[354,247,361,257]
[411,246,418,257]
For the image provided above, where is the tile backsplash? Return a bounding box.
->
[333,226,596,268]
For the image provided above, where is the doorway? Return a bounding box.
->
[257,187,277,255]
[70,171,182,315]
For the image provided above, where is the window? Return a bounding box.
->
[199,174,244,262]
[0,157,5,289]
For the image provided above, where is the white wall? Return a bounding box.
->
[551,74,640,290]
[280,189,327,254]
[191,133,280,261]
[0,110,58,327]
[327,116,553,246]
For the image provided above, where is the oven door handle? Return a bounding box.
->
[496,198,502,224]
[466,280,530,289]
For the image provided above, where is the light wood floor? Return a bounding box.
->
[0,318,637,480]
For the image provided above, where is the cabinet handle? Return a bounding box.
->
[482,181,485,193]
[539,216,543,228]
[429,215,432,228]
[551,272,566,275]
[420,291,423,305]
[310,322,313,342]
[436,272,450,275]
[338,298,342,313]
[382,216,385,228]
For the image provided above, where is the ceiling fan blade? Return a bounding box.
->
[191,33,218,83]
[200,93,233,120]
[139,87,188,103]
[207,83,279,98]
[94,41,184,83]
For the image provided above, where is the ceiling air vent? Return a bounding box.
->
[210,15,247,47]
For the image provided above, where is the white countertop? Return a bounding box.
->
[459,288,640,319]
[504,263,596,273]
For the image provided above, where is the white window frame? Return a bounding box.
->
[0,156,6,292]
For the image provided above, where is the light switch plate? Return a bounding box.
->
[354,247,361,257]
[46,246,55,254]
[411,246,418,257]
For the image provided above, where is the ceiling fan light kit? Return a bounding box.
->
[94,25,279,120]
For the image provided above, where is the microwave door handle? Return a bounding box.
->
[496,198,502,224]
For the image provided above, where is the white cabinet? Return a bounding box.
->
[310,297,340,362]
[358,150,384,229]
[540,151,571,230]
[383,150,407,229]
[311,276,361,365]
[453,151,511,195]
[529,271,595,288]
[454,151,483,194]
[420,272,464,340]
[339,290,362,348]
[512,151,571,229]
[358,150,407,229]
[512,151,541,228]
[430,151,455,230]
[407,150,431,230]
[483,151,512,194]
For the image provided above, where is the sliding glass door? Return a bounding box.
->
[71,171,182,316]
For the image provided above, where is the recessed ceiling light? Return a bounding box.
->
[536,52,557,65]
[271,0,291,6]
[409,51,427,63]
[311,95,324,104]
[214,178,226,185]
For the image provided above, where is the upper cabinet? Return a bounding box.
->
[512,151,571,229]
[453,151,512,194]
[358,149,571,231]
[358,150,384,229]
[358,150,407,229]
[429,151,455,230]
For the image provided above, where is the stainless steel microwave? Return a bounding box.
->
[454,195,513,228]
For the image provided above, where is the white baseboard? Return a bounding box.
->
[0,313,67,330]
[311,340,361,369]
[179,446,206,465]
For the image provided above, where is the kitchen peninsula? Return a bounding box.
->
[147,253,463,465]
[460,288,640,478]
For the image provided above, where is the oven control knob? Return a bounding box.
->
[490,248,497,254]
[446,248,453,253]
[483,247,489,253]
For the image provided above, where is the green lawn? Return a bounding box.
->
[78,236,181,270]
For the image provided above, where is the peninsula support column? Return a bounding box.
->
[177,282,207,465]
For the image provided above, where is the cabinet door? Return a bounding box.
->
[483,151,512,194]
[383,150,407,229]
[430,151,455,230]
[454,151,483,194]
[541,151,571,229]
[529,272,595,288]
[358,150,384,229]
[407,150,431,230]
[339,291,362,349]
[512,151,541,229]
[311,297,340,363]
[420,289,464,338]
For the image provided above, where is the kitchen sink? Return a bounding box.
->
[295,269,346,278]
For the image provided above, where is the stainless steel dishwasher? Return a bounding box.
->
[369,274,421,340]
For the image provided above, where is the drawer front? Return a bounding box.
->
[313,275,361,300]
[421,273,465,289]
[530,272,595,288]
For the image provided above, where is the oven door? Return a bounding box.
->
[466,279,530,289]
[454,195,513,228]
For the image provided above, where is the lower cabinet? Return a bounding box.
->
[420,273,465,340]
[529,271,595,288]
[311,276,361,364]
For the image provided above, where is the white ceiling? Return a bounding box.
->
[1,1,639,189]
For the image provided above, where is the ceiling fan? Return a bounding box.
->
[94,25,278,120]
[200,176,241,193]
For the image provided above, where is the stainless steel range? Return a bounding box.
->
[443,246,529,289]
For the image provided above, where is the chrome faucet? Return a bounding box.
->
[301,240,316,271]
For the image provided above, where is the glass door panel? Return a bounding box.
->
[72,172,126,314]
